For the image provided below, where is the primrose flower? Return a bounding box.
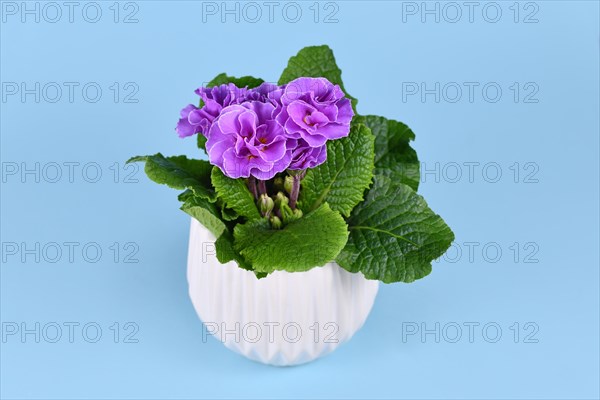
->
[276,77,354,147]
[205,102,296,180]
[176,104,203,138]
[245,82,285,106]
[176,83,248,138]
[288,139,327,170]
[176,78,354,179]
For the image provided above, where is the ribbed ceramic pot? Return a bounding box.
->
[186,218,379,366]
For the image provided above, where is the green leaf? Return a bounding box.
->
[211,167,261,220]
[278,45,357,110]
[234,203,348,273]
[364,115,420,191]
[207,73,264,89]
[220,203,239,221]
[127,154,216,201]
[180,192,227,238]
[337,175,454,283]
[215,231,253,271]
[301,124,375,217]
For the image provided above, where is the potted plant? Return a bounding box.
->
[129,45,454,366]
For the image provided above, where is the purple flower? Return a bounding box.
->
[175,104,203,138]
[176,83,248,138]
[205,102,296,180]
[176,78,355,179]
[276,77,354,147]
[245,82,285,106]
[288,139,327,170]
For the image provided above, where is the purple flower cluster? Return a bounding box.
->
[176,77,353,180]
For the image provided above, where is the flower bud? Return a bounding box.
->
[280,204,295,224]
[293,208,303,219]
[270,216,282,229]
[258,194,274,217]
[275,191,289,208]
[284,175,294,194]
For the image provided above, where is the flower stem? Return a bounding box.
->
[247,177,258,199]
[258,180,267,195]
[289,174,301,210]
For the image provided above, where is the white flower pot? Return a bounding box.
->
[186,218,379,366]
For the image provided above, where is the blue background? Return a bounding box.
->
[1,1,599,399]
